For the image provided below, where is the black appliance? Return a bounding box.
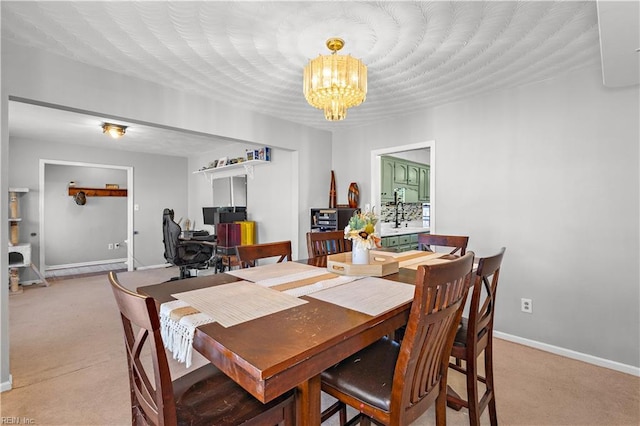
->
[203,206,247,233]
[310,208,359,232]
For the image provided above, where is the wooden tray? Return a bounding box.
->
[326,252,399,277]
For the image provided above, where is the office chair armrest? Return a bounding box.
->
[190,235,217,242]
[178,240,216,249]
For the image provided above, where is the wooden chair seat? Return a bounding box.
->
[174,364,294,426]
[321,337,399,412]
[452,317,488,350]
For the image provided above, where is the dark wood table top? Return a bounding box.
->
[138,257,418,425]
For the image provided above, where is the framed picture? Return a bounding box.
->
[216,157,228,168]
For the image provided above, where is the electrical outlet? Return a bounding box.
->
[521,298,532,313]
[114,242,121,249]
[108,243,114,250]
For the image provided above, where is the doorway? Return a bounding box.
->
[39,159,134,273]
[370,141,436,232]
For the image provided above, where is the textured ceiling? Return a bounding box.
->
[3,1,603,155]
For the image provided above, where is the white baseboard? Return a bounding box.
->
[494,331,640,377]
[46,258,127,271]
[1,374,13,392]
[136,263,173,271]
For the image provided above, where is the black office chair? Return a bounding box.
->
[162,208,215,279]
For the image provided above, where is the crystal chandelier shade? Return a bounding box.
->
[303,38,367,121]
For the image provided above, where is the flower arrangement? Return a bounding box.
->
[344,209,381,250]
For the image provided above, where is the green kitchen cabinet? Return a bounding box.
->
[382,233,421,252]
[381,236,399,248]
[381,157,395,202]
[393,161,408,185]
[382,156,428,203]
[418,165,430,202]
[407,163,419,186]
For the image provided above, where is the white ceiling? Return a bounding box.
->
[2,1,635,157]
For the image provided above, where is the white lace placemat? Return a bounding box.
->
[308,277,415,316]
[172,281,308,328]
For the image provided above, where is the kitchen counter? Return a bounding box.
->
[380,225,430,237]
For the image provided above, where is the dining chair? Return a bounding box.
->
[306,231,352,258]
[418,233,469,255]
[108,271,295,426]
[235,240,292,268]
[321,252,475,426]
[447,247,506,426]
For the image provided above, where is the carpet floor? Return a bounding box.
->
[1,267,638,425]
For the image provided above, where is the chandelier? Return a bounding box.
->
[303,38,367,121]
[102,122,127,139]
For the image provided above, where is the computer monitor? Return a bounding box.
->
[202,207,247,226]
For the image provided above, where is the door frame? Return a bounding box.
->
[39,159,134,272]
[370,140,436,232]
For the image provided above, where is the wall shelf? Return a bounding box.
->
[193,159,269,181]
[68,187,128,197]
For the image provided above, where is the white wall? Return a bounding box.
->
[188,145,297,255]
[0,40,332,389]
[44,164,127,266]
[9,136,188,270]
[332,66,640,369]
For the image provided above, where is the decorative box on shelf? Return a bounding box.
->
[326,252,399,277]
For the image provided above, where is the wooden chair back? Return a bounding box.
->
[306,231,352,258]
[418,233,469,255]
[447,248,506,426]
[467,247,506,354]
[108,271,176,426]
[235,240,292,268]
[390,252,474,425]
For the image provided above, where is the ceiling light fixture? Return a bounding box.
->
[102,122,127,139]
[303,38,367,121]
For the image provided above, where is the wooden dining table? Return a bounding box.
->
[138,256,420,426]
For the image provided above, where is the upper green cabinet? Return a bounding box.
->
[393,162,408,185]
[381,157,395,202]
[407,164,419,186]
[418,165,430,202]
[381,156,429,203]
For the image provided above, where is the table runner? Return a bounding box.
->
[226,261,320,281]
[160,300,215,367]
[308,277,415,316]
[399,252,450,269]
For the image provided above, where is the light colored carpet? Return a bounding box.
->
[1,267,638,425]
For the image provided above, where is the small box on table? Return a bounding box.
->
[326,252,399,277]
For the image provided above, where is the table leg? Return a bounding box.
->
[296,374,321,426]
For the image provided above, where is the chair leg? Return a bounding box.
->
[359,415,372,426]
[321,401,347,425]
[485,342,498,426]
[435,382,448,426]
[465,352,482,426]
[446,384,465,411]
